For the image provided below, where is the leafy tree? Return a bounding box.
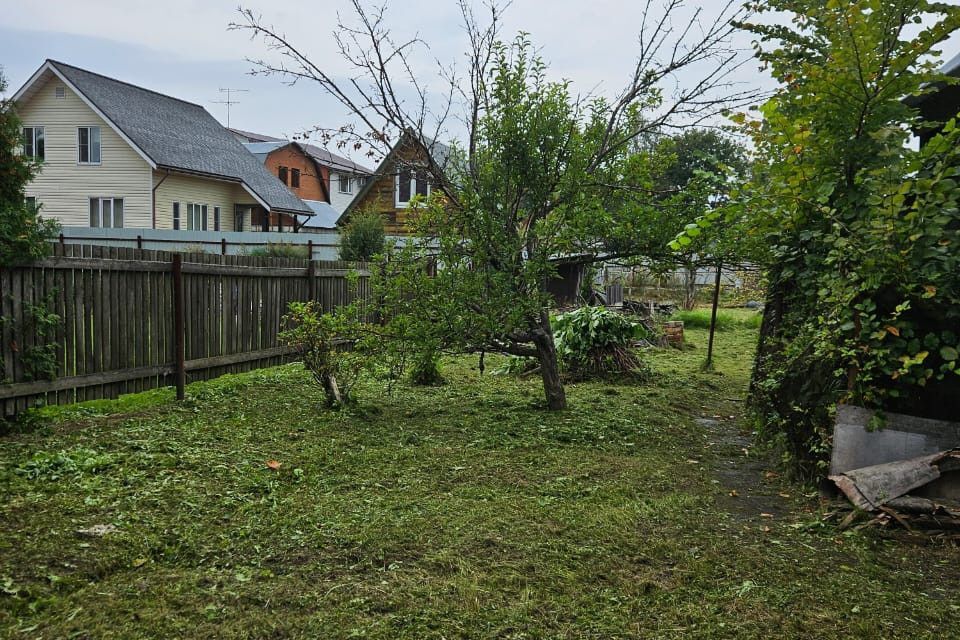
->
[0,69,58,267]
[694,0,960,473]
[236,2,757,410]
[339,209,386,262]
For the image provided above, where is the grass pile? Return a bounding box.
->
[1,322,958,638]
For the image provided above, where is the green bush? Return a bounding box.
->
[409,349,443,386]
[553,306,649,380]
[339,211,386,262]
[249,242,309,259]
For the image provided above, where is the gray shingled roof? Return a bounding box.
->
[228,127,373,175]
[242,141,289,163]
[301,200,341,229]
[48,60,312,215]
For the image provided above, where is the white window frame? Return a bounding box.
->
[89,197,123,228]
[186,203,208,231]
[78,126,102,165]
[338,174,352,194]
[394,168,430,208]
[22,126,44,161]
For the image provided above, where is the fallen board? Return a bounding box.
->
[830,405,960,475]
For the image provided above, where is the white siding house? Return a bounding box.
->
[13,60,314,231]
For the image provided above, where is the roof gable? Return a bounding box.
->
[339,132,454,223]
[14,60,311,215]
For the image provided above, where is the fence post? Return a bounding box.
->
[136,234,143,249]
[172,254,186,400]
[307,239,313,261]
[307,260,316,302]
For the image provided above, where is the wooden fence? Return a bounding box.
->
[0,244,369,417]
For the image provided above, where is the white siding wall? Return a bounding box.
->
[329,170,367,213]
[153,172,260,232]
[18,74,153,227]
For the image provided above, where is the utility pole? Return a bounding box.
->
[212,88,249,128]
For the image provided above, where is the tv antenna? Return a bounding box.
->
[212,88,249,128]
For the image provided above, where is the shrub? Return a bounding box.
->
[409,349,443,386]
[553,306,649,380]
[250,242,309,259]
[279,302,369,407]
[339,211,385,262]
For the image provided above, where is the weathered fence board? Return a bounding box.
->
[0,244,369,416]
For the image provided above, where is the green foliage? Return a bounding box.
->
[671,309,762,331]
[707,0,960,472]
[408,348,443,386]
[279,301,374,407]
[552,306,650,380]
[248,242,308,259]
[338,210,385,262]
[0,69,59,267]
[16,448,117,482]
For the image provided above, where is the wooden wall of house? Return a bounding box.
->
[264,146,329,203]
[349,143,427,235]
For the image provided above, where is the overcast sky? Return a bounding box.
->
[3,0,960,165]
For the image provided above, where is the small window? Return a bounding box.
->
[173,202,181,230]
[89,197,123,228]
[25,196,37,211]
[234,205,245,231]
[278,166,288,184]
[291,168,300,188]
[213,206,221,231]
[338,174,352,194]
[186,203,208,230]
[55,86,65,99]
[22,127,44,161]
[396,168,429,207]
[78,126,101,164]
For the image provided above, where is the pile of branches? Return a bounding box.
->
[553,307,651,381]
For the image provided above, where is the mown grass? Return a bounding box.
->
[1,324,958,639]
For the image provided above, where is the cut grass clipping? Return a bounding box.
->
[2,322,959,639]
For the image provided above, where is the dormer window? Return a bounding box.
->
[22,127,44,161]
[395,168,429,208]
[78,126,101,164]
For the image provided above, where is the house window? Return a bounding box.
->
[89,197,123,228]
[278,166,288,184]
[338,174,352,193]
[395,169,430,207]
[213,206,221,231]
[186,203,208,230]
[78,126,101,164]
[234,205,245,231]
[173,202,181,230]
[22,127,44,161]
[25,196,37,211]
[55,86,65,99]
[291,168,301,188]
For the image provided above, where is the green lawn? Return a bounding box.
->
[1,322,958,638]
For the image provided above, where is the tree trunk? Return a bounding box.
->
[683,263,697,310]
[532,310,567,410]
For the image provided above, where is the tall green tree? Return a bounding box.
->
[0,69,58,267]
[236,1,757,409]
[711,0,960,472]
